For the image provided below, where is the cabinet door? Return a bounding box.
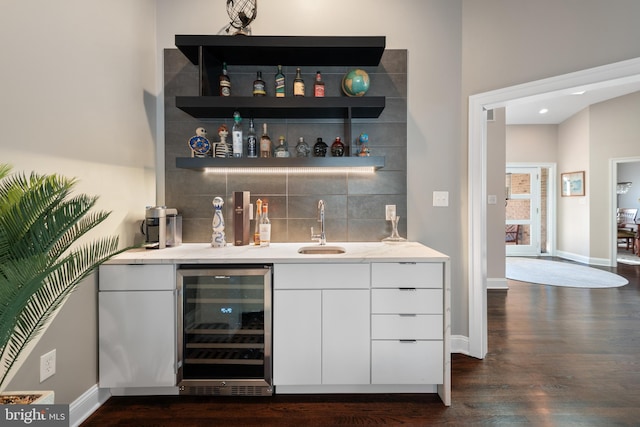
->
[99,290,176,388]
[273,290,322,385]
[322,290,370,385]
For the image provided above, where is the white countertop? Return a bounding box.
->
[107,242,449,265]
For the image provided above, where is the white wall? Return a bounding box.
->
[590,91,640,260]
[486,108,506,281]
[0,0,157,401]
[557,109,591,260]
[506,125,558,164]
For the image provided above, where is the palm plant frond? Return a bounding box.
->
[0,164,126,390]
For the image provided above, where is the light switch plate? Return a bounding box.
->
[433,191,449,207]
[488,195,497,205]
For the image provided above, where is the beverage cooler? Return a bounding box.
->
[177,265,273,396]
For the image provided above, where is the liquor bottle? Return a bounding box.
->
[260,123,272,158]
[253,199,262,245]
[232,111,243,157]
[253,71,266,96]
[331,136,345,157]
[275,65,285,98]
[219,62,231,96]
[274,136,291,157]
[295,136,310,157]
[259,202,271,247]
[313,71,325,97]
[313,137,328,157]
[293,67,305,97]
[246,118,257,158]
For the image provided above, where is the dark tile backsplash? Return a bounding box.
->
[164,48,407,243]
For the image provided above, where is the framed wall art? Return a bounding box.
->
[561,171,585,197]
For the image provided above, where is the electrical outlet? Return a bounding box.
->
[433,191,449,207]
[385,204,396,220]
[40,349,56,382]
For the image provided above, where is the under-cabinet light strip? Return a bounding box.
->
[204,167,376,175]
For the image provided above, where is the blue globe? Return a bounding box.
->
[341,69,370,97]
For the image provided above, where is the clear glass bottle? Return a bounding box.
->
[253,199,262,245]
[259,202,271,247]
[313,71,325,97]
[246,118,257,158]
[253,71,266,96]
[293,67,305,97]
[232,111,243,157]
[219,62,231,96]
[274,136,291,157]
[275,65,285,98]
[295,137,310,157]
[331,136,345,157]
[260,123,272,158]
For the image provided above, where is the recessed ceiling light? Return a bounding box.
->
[538,108,549,114]
[571,90,587,95]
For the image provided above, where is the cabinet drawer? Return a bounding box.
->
[371,340,443,384]
[371,314,442,340]
[371,289,442,314]
[99,264,175,291]
[274,263,370,289]
[372,263,442,288]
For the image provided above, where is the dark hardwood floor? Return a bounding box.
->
[82,259,640,426]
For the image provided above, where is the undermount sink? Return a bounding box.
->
[298,245,346,255]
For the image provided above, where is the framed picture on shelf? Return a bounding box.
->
[561,171,585,197]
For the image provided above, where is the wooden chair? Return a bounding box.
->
[617,208,638,251]
[505,224,520,245]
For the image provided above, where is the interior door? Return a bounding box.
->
[506,167,541,256]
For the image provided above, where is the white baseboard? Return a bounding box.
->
[450,335,470,356]
[555,250,610,266]
[487,277,509,290]
[69,385,110,427]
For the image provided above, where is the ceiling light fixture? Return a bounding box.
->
[571,90,587,95]
[538,108,549,114]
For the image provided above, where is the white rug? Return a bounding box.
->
[506,257,628,288]
[617,253,640,265]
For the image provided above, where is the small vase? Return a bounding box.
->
[383,216,406,242]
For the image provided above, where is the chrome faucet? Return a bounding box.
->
[310,199,326,245]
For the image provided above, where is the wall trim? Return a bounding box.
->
[487,277,509,290]
[555,250,610,267]
[69,385,110,427]
[450,335,470,355]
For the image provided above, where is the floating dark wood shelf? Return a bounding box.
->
[175,96,385,119]
[175,35,385,66]
[176,156,385,171]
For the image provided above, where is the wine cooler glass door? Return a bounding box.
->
[177,266,272,393]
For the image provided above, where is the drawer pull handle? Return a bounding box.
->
[399,314,417,317]
[399,288,417,291]
[399,339,417,343]
[399,262,417,265]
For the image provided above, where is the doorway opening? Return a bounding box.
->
[468,57,640,359]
